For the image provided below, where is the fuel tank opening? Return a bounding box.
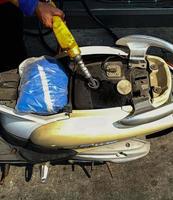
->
[73,55,131,110]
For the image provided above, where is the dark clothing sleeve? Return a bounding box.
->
[19,0,39,16]
[0,3,27,71]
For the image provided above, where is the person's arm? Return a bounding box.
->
[36,1,64,28]
[8,0,18,6]
[9,0,38,15]
[8,0,64,28]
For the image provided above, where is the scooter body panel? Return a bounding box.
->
[30,111,173,149]
[0,46,172,149]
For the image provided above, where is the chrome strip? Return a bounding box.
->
[80,46,128,56]
[119,102,173,126]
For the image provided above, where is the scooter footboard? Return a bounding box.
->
[74,138,150,163]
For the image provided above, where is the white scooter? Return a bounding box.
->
[0,35,172,182]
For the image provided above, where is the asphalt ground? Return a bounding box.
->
[1,27,173,200]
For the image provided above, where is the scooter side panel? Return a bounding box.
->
[30,108,173,149]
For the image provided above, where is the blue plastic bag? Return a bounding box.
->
[15,56,68,115]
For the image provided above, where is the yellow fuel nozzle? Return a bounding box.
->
[53,16,100,89]
[53,16,81,58]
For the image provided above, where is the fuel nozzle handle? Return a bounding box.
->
[52,16,99,89]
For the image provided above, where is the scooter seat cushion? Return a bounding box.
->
[15,56,68,115]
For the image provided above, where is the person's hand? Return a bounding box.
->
[35,2,65,28]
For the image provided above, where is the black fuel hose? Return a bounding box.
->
[80,0,118,42]
[24,29,52,37]
[38,21,57,54]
